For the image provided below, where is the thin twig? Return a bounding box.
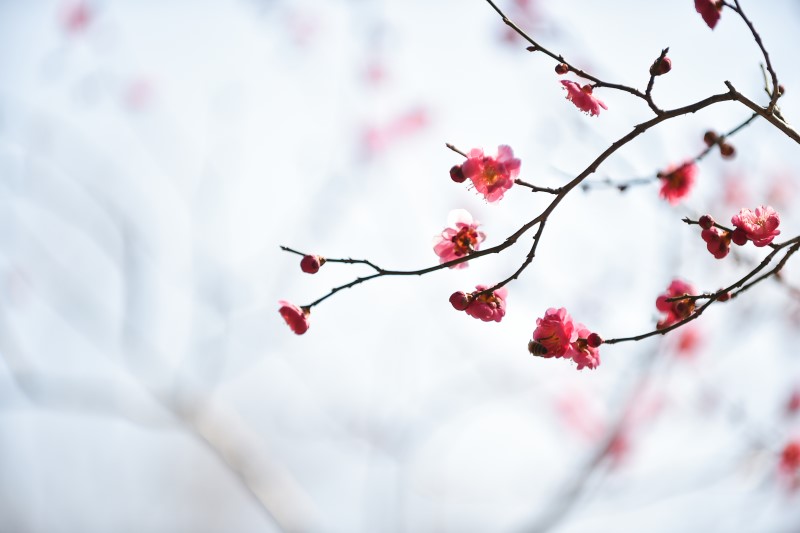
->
[605,236,800,344]
[482,0,663,113]
[283,87,739,310]
[581,111,758,193]
[725,0,780,112]
[515,179,561,194]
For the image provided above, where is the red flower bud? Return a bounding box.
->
[719,142,735,159]
[731,227,748,246]
[449,291,470,311]
[300,255,324,274]
[555,63,569,75]
[698,214,714,230]
[717,290,730,302]
[703,130,718,146]
[649,56,672,76]
[587,332,603,348]
[450,164,466,183]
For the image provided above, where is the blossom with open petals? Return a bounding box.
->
[463,285,507,323]
[531,309,601,370]
[658,162,697,205]
[561,80,607,116]
[461,146,521,202]
[695,0,722,30]
[731,205,781,247]
[432,209,485,268]
[569,324,601,370]
[656,279,696,329]
[532,307,575,358]
[278,300,310,335]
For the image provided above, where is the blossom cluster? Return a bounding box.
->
[449,286,508,323]
[697,205,781,259]
[529,307,602,370]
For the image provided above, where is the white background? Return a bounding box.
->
[1,0,800,531]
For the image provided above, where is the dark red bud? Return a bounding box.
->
[449,291,470,311]
[731,227,748,246]
[555,63,569,75]
[719,142,735,159]
[300,255,323,274]
[703,130,719,146]
[701,228,720,244]
[650,56,672,76]
[587,333,603,348]
[698,215,714,230]
[717,291,731,302]
[450,165,466,183]
[778,84,785,96]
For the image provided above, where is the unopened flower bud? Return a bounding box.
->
[555,63,569,75]
[649,56,672,76]
[731,227,748,246]
[778,84,785,96]
[698,214,714,230]
[717,290,731,302]
[300,255,324,274]
[719,142,735,159]
[450,164,466,183]
[703,130,719,146]
[587,332,603,348]
[449,291,470,311]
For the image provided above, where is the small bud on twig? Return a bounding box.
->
[649,56,672,76]
[719,142,736,159]
[703,130,719,146]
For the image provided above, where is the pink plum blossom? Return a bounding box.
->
[569,324,601,370]
[531,308,601,369]
[461,145,521,202]
[780,440,800,475]
[463,285,507,322]
[695,0,722,30]
[658,162,697,205]
[675,325,703,358]
[432,209,486,268]
[561,81,607,116]
[279,300,310,335]
[532,307,575,358]
[731,205,781,247]
[60,2,92,35]
[656,279,696,329]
